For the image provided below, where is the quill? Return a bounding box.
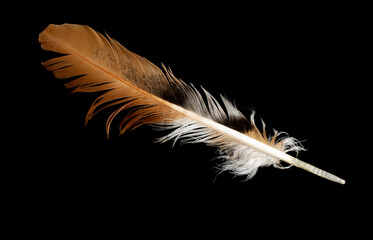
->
[39,24,345,184]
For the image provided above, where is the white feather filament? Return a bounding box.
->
[157,102,345,184]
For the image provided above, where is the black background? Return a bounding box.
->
[2,3,368,239]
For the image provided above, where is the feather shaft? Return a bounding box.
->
[167,103,345,184]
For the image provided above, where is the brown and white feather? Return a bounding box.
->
[39,24,345,184]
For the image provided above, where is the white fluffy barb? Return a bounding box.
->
[156,112,305,180]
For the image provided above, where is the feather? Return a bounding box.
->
[39,24,345,184]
